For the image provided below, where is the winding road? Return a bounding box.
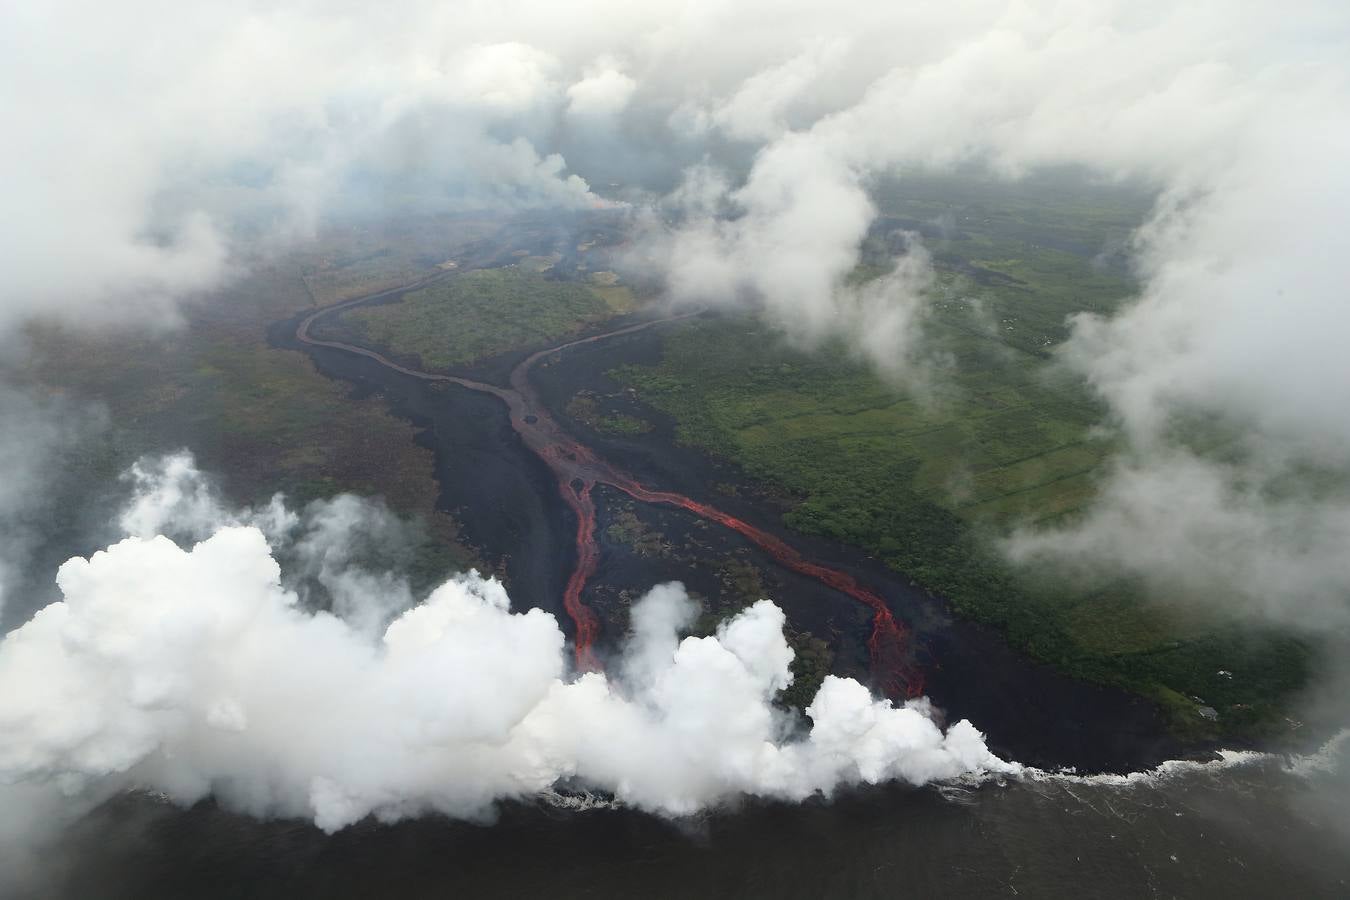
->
[297,278,920,697]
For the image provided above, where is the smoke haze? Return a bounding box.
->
[0,455,1013,840]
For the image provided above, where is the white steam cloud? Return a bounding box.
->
[0,455,1013,836]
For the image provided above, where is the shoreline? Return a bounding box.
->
[274,277,1216,774]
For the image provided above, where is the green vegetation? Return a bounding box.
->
[605,507,669,557]
[566,391,653,436]
[709,558,835,712]
[327,267,618,368]
[614,173,1309,739]
[20,231,481,576]
[781,631,835,712]
[603,500,831,712]
[588,271,639,314]
[300,214,503,305]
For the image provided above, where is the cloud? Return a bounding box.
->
[9,0,1341,371]
[566,59,637,120]
[0,454,1013,840]
[999,52,1350,624]
[1,4,609,330]
[710,38,849,143]
[119,452,424,638]
[1005,451,1350,628]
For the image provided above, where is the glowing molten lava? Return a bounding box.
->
[608,478,919,698]
[560,477,601,673]
[299,291,921,697]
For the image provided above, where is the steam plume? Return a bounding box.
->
[0,455,1013,835]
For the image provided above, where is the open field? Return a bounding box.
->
[614,173,1309,738]
[566,390,653,436]
[322,267,635,370]
[297,215,505,305]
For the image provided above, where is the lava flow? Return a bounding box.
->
[560,476,601,673]
[298,286,921,697]
[607,478,919,698]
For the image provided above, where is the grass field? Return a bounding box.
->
[614,172,1309,738]
[566,391,653,436]
[327,267,634,369]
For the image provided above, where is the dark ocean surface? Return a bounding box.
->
[21,741,1350,899]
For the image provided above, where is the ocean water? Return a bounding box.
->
[17,736,1349,899]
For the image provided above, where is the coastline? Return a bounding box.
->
[271,279,1197,774]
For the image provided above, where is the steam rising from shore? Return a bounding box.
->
[0,455,1014,835]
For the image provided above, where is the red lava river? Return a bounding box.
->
[298,285,920,698]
